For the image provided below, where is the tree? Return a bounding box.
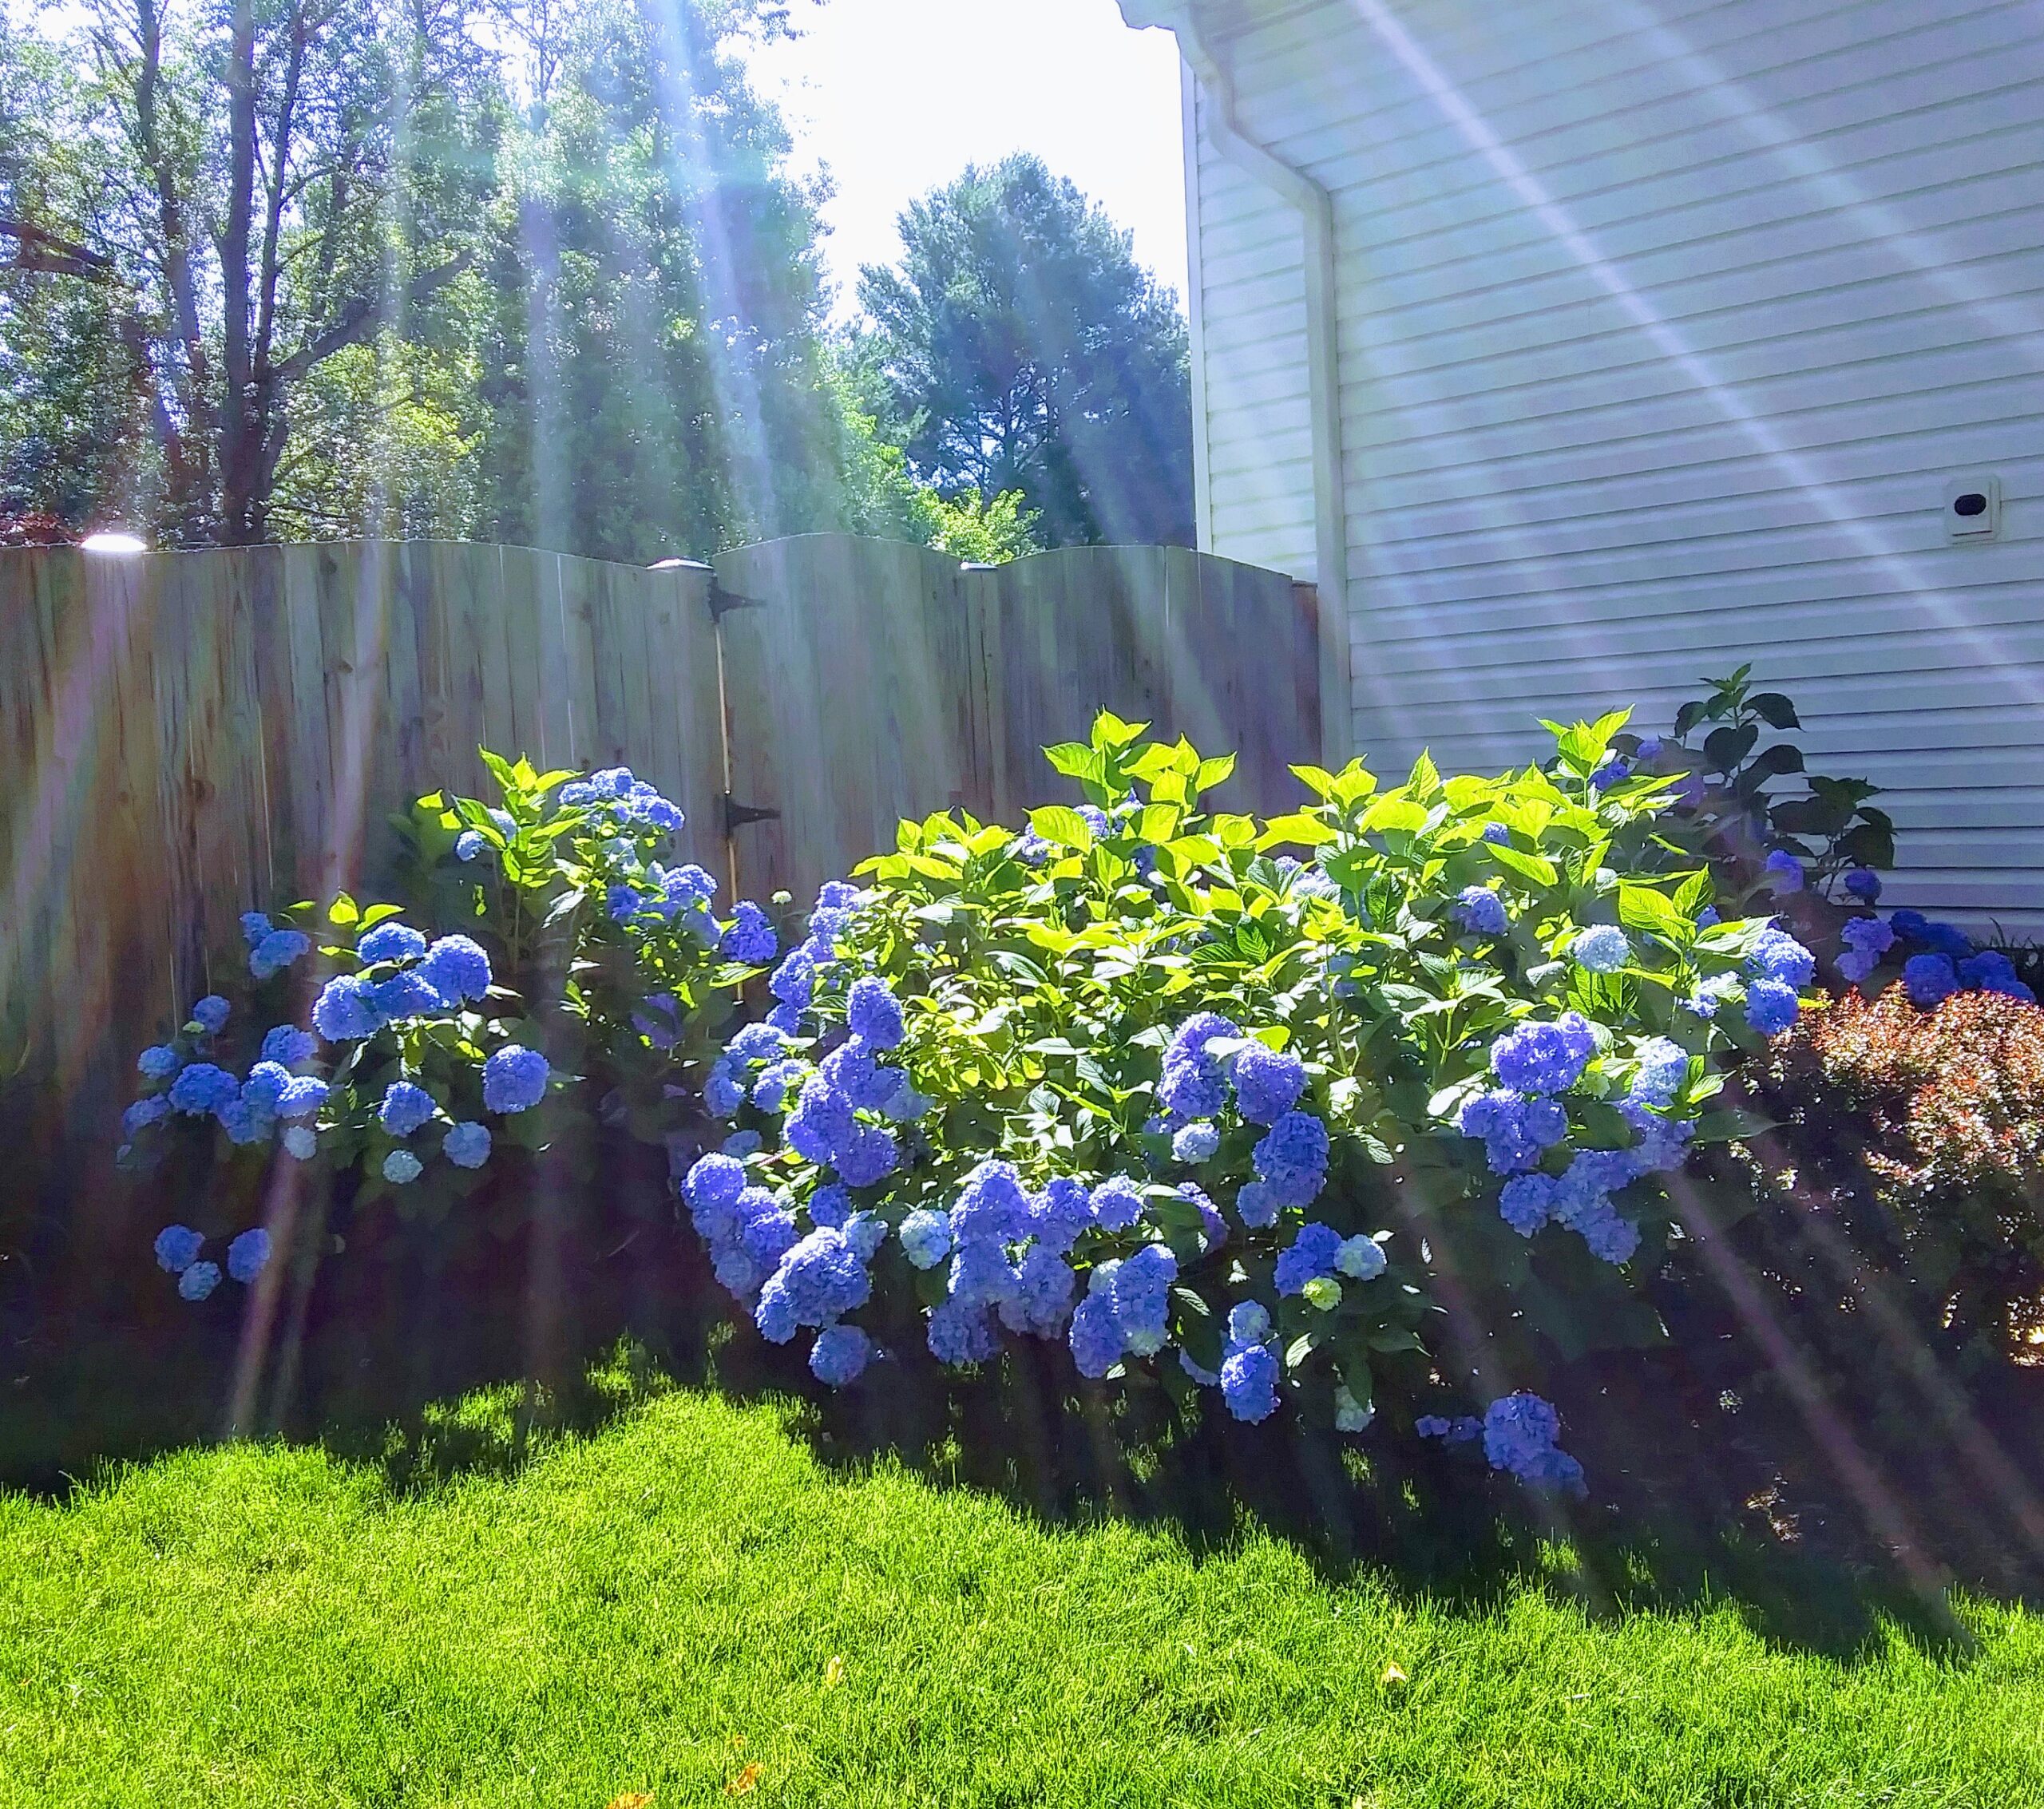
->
[468,0,846,563]
[26,0,508,544]
[855,155,1194,549]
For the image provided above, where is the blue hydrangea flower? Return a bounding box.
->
[178,1261,222,1302]
[949,1160,1031,1247]
[846,977,906,1050]
[723,1130,763,1158]
[1844,867,1882,903]
[1234,1180,1278,1229]
[1233,1044,1305,1126]
[1335,1383,1374,1433]
[1959,950,2037,1003]
[1157,1013,1240,1122]
[312,973,386,1042]
[928,1296,999,1367]
[123,1096,171,1137]
[240,1063,290,1112]
[191,996,231,1035]
[1891,912,1973,960]
[1106,1244,1176,1355]
[1220,1341,1279,1423]
[379,1081,437,1138]
[418,935,492,1004]
[1275,1221,1343,1296]
[1028,1178,1094,1256]
[899,1209,953,1269]
[138,1044,181,1080]
[1010,829,1052,866]
[1481,822,1511,845]
[1452,886,1509,937]
[1077,806,1111,838]
[250,928,311,980]
[1903,953,1959,1008]
[1630,1037,1690,1109]
[154,1224,204,1273]
[241,911,273,947]
[259,1025,318,1069]
[1336,1234,1387,1281]
[1089,1175,1146,1233]
[998,1246,1078,1338]
[1416,1414,1481,1443]
[1171,1121,1219,1164]
[1482,1391,1586,1493]
[786,1075,856,1166]
[810,1324,873,1387]
[357,923,428,964]
[1499,1171,1559,1237]
[482,1044,549,1114]
[720,901,778,965]
[756,1226,873,1341]
[1068,1281,1124,1378]
[443,1122,492,1170]
[227,1227,271,1285]
[834,1122,900,1189]
[1569,924,1630,974]
[1456,1089,1552,1175]
[1749,926,1816,989]
[216,1099,274,1146]
[373,968,449,1020]
[168,1063,239,1116]
[282,1125,317,1161]
[454,829,486,861]
[705,1063,746,1118]
[382,1150,423,1185]
[277,1076,327,1119]
[1252,1111,1330,1207]
[1763,850,1804,893]
[770,950,816,1013]
[1490,1014,1596,1095]
[1589,757,1630,790]
[1743,976,1801,1035]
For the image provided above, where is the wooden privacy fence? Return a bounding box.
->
[0,534,1321,1142]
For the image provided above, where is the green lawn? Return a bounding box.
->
[2,1378,2038,1807]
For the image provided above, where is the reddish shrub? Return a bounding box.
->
[1761,987,2044,1361]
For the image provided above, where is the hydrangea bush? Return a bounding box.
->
[679,711,1816,1489]
[122,753,778,1298]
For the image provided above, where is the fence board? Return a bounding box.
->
[715,539,1323,905]
[0,535,1309,1194]
[715,535,982,904]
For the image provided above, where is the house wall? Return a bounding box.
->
[1183,0,2044,921]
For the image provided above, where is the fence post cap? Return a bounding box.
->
[958,560,998,572]
[648,556,714,572]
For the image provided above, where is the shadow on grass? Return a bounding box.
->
[3,1217,2032,1668]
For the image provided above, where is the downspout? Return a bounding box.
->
[1174,14,1351,765]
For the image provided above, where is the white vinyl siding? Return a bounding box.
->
[1186,0,2044,924]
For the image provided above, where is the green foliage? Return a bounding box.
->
[0,1,850,556]
[828,362,1041,563]
[1642,665,1895,895]
[707,710,1800,1426]
[120,751,767,1277]
[855,153,1194,548]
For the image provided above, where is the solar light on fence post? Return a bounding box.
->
[80,531,148,555]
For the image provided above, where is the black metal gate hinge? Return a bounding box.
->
[722,794,781,834]
[707,582,766,622]
[645,557,764,621]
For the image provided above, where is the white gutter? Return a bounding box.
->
[1123,2,1352,764]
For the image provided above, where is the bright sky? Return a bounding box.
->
[748,0,1189,316]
